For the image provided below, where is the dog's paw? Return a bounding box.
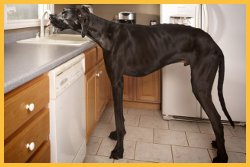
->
[212,156,228,163]
[109,147,124,160]
[211,140,217,148]
[109,131,117,140]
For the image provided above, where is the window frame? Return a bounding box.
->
[4,4,54,30]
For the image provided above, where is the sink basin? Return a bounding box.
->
[17,34,91,46]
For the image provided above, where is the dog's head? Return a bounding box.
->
[49,6,90,37]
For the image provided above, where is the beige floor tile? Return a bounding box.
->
[103,105,114,113]
[114,159,152,163]
[86,136,103,155]
[154,110,163,118]
[97,138,136,160]
[139,115,169,129]
[103,105,129,113]
[186,132,215,149]
[127,108,159,117]
[169,120,200,132]
[172,145,211,163]
[226,125,246,138]
[125,125,154,143]
[197,122,213,134]
[198,122,233,136]
[99,109,113,124]
[112,113,140,127]
[225,136,246,153]
[97,138,115,157]
[84,155,113,163]
[124,113,140,126]
[154,129,188,146]
[208,149,246,163]
[135,142,173,162]
[91,123,115,138]
[88,107,246,163]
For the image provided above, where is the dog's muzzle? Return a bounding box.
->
[49,14,69,31]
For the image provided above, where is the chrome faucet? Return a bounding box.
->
[40,10,52,38]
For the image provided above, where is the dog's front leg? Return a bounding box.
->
[109,77,126,159]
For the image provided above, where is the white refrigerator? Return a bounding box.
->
[160,4,246,122]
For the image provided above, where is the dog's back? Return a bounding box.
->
[118,23,216,76]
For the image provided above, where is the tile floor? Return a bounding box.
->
[84,106,246,163]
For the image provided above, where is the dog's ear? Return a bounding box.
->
[81,6,90,14]
[77,7,90,38]
[77,6,90,18]
[80,20,88,38]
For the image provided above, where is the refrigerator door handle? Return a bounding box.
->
[203,4,209,32]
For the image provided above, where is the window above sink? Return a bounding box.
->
[4,4,54,30]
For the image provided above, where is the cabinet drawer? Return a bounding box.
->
[4,74,49,139]
[85,47,97,73]
[5,108,49,163]
[28,141,50,163]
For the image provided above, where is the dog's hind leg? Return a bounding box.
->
[190,55,228,163]
[109,76,126,159]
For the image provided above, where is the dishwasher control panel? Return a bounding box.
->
[49,54,85,99]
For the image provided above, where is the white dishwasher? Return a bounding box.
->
[49,54,86,163]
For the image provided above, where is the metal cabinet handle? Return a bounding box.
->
[26,142,35,151]
[96,73,100,77]
[26,103,35,112]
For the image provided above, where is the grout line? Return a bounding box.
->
[138,114,141,127]
[185,131,190,147]
[197,122,202,133]
[167,120,170,130]
[134,141,138,160]
[153,128,155,144]
[170,145,174,163]
[96,137,104,155]
[207,148,213,162]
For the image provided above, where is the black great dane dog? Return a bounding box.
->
[50,6,235,163]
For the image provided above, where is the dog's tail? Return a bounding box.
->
[218,50,235,127]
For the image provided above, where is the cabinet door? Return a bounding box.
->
[136,70,161,103]
[96,62,109,120]
[123,76,134,101]
[85,67,96,141]
[85,47,97,73]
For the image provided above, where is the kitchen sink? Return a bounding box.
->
[17,34,91,46]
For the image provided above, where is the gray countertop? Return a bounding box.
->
[4,41,95,93]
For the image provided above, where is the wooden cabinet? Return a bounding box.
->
[123,70,161,110]
[84,46,110,142]
[4,74,50,163]
[136,70,161,103]
[96,61,110,121]
[123,76,134,101]
[85,66,97,141]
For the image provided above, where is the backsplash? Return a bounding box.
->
[4,27,39,44]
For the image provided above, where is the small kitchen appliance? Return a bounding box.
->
[118,11,136,24]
